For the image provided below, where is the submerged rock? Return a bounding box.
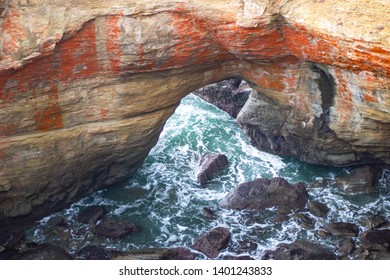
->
[193,227,231,258]
[77,205,107,225]
[95,218,139,239]
[307,200,330,218]
[323,222,359,237]
[262,240,336,260]
[333,165,381,194]
[196,153,229,185]
[220,177,308,211]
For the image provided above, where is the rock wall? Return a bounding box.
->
[0,0,389,232]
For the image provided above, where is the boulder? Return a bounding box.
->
[323,222,359,237]
[112,248,195,260]
[95,218,139,239]
[193,227,231,258]
[360,229,390,251]
[337,238,355,257]
[364,215,387,230]
[196,153,229,185]
[333,165,381,194]
[307,200,330,218]
[262,240,336,260]
[220,177,308,211]
[77,206,107,225]
[294,213,314,229]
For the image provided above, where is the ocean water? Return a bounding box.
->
[26,94,390,259]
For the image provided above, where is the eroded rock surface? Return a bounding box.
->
[1,0,389,232]
[220,177,309,211]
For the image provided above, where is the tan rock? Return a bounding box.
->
[0,0,389,232]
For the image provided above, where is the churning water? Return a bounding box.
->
[26,94,390,259]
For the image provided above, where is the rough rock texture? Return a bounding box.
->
[95,218,139,239]
[220,177,309,211]
[1,0,390,232]
[192,227,231,258]
[307,200,329,218]
[323,222,359,237]
[360,229,390,251]
[112,247,195,260]
[333,165,381,193]
[193,79,251,118]
[76,205,107,225]
[196,153,229,185]
[262,240,337,260]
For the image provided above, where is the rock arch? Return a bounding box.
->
[0,0,389,232]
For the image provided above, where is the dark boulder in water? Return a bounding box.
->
[337,238,355,257]
[77,205,107,225]
[360,229,390,251]
[262,240,336,260]
[95,218,139,239]
[307,200,330,218]
[193,227,231,258]
[323,222,359,237]
[333,165,381,194]
[196,153,229,185]
[220,177,308,211]
[112,248,195,260]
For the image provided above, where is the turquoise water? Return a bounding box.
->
[26,94,390,258]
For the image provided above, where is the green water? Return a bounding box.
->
[26,94,390,259]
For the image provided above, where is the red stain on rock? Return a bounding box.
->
[33,84,63,132]
[105,16,123,72]
[59,21,100,82]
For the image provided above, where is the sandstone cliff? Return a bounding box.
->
[0,0,389,232]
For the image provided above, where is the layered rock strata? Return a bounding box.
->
[1,0,389,231]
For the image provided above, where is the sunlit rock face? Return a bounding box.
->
[0,0,389,231]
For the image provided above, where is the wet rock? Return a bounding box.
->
[193,227,231,258]
[161,247,195,260]
[12,244,72,260]
[77,245,117,260]
[294,213,314,229]
[193,79,250,118]
[317,230,332,239]
[308,178,329,188]
[77,205,107,225]
[223,255,255,260]
[333,165,381,194]
[220,177,308,211]
[234,240,258,254]
[273,214,290,223]
[307,200,329,218]
[337,238,355,257]
[364,215,387,230]
[196,153,228,185]
[262,240,336,260]
[113,248,195,260]
[365,251,390,260]
[202,207,216,219]
[95,218,139,239]
[323,222,359,237]
[360,229,390,251]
